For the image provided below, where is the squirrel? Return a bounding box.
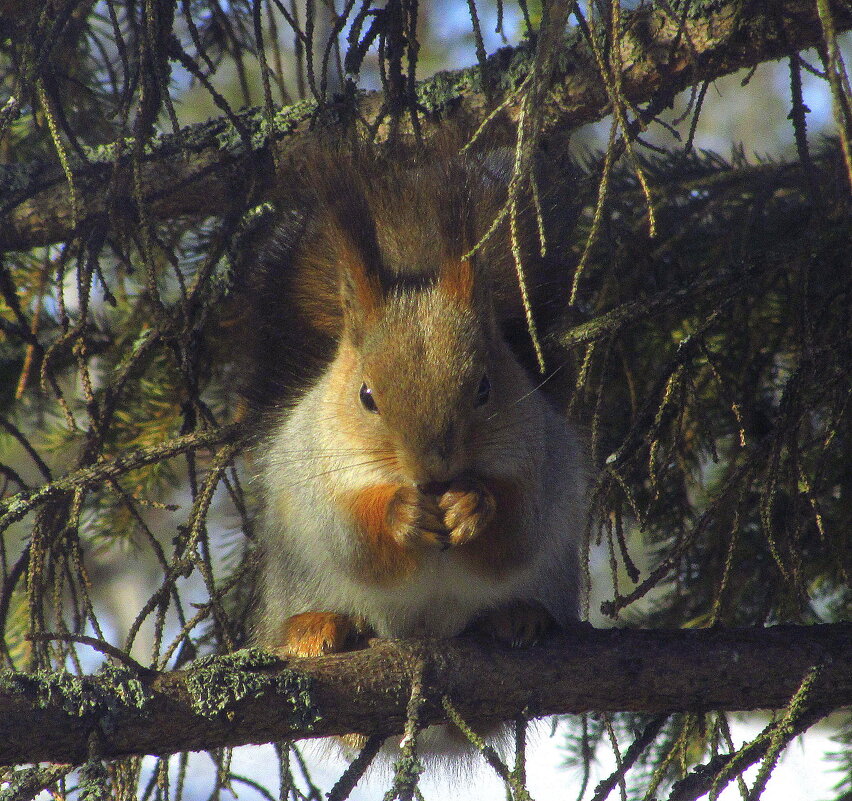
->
[242,147,586,666]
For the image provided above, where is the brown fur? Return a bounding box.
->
[438,257,476,306]
[344,484,422,585]
[454,477,531,579]
[277,612,366,657]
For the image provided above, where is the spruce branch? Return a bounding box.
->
[0,424,244,534]
[0,625,850,767]
[1,0,850,251]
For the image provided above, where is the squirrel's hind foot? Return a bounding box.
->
[473,601,555,648]
[278,612,370,657]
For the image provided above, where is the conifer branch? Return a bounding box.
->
[1,624,850,767]
[1,0,850,251]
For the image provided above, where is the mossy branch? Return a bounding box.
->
[1,625,850,767]
[1,0,850,251]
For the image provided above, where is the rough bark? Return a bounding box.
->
[1,624,850,767]
[1,0,850,251]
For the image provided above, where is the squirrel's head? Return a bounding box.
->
[316,157,536,486]
[342,257,510,485]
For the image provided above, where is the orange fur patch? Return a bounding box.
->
[345,484,420,585]
[278,612,359,657]
[455,476,530,578]
[438,258,474,305]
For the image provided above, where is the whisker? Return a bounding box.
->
[289,455,401,485]
[486,359,569,422]
[262,448,397,463]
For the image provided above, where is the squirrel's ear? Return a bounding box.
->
[323,172,385,341]
[338,234,383,341]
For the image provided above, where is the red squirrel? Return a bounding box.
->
[244,150,586,660]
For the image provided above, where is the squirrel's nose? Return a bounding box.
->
[408,423,461,484]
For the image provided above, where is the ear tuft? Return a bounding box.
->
[339,234,383,338]
[318,164,386,342]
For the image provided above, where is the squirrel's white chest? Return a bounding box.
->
[339,551,521,638]
[258,378,566,639]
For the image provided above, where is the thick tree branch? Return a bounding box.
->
[1,0,850,251]
[1,624,850,767]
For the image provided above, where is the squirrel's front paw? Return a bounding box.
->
[387,485,448,548]
[438,476,496,546]
[279,612,365,657]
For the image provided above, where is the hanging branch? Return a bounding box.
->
[1,0,850,251]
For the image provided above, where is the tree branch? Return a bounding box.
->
[0,423,244,532]
[1,624,850,766]
[1,0,850,251]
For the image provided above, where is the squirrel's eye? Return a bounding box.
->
[475,373,491,407]
[359,382,379,413]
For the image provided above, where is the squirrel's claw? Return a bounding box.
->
[474,602,555,648]
[278,612,366,657]
[439,477,496,547]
